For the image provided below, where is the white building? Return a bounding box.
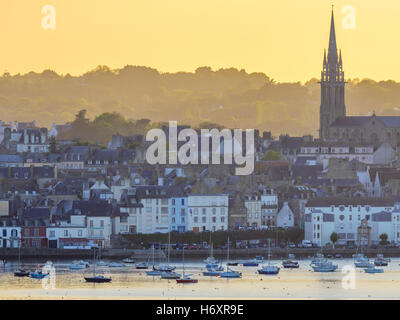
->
[305,198,398,246]
[187,194,229,232]
[86,215,112,248]
[277,202,295,228]
[300,144,374,164]
[135,186,170,234]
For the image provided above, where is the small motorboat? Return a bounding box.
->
[205,263,219,269]
[282,260,299,268]
[242,261,259,267]
[84,275,112,283]
[374,258,388,267]
[376,254,390,262]
[258,265,280,275]
[253,256,265,264]
[176,275,198,284]
[30,270,49,279]
[204,257,218,265]
[135,262,149,269]
[161,271,181,279]
[335,254,343,259]
[96,260,107,266]
[220,268,241,278]
[122,258,135,264]
[227,261,238,266]
[146,270,162,276]
[108,262,126,268]
[14,269,30,277]
[354,257,371,268]
[311,262,338,272]
[364,266,384,274]
[153,264,175,272]
[203,269,222,276]
[69,260,90,270]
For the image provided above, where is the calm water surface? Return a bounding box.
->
[0,258,399,299]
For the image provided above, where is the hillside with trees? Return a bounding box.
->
[1,65,400,140]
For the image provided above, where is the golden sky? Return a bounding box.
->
[0,0,399,82]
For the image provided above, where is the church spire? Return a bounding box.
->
[328,8,338,69]
[319,6,346,141]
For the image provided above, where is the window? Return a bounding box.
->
[202,208,206,215]
[181,199,185,205]
[34,229,39,237]
[202,217,206,223]
[221,208,225,215]
[64,230,68,237]
[2,229,6,237]
[349,215,352,221]
[221,217,225,223]
[78,230,82,237]
[49,230,55,238]
[212,208,216,215]
[90,220,93,227]
[212,217,216,223]
[172,199,176,205]
[194,217,198,223]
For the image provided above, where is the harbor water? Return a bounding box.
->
[0,258,399,299]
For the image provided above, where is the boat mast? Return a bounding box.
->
[227,236,230,263]
[182,246,185,277]
[152,244,155,267]
[167,230,170,265]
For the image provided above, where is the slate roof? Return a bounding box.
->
[330,116,400,128]
[0,154,23,163]
[71,200,113,217]
[330,116,370,127]
[24,207,51,218]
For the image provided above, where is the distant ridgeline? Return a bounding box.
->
[0,65,400,140]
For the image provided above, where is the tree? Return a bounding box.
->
[330,232,338,248]
[379,233,389,245]
[49,136,57,153]
[262,150,282,161]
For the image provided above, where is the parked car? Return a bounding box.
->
[289,242,296,248]
[187,244,201,250]
[302,240,312,248]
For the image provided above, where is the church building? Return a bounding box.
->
[319,11,400,149]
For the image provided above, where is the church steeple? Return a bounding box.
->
[328,9,338,67]
[319,8,346,141]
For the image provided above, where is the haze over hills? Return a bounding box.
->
[1,65,400,139]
